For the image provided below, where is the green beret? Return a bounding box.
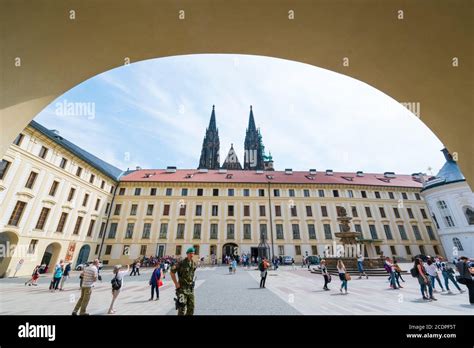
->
[186,247,195,254]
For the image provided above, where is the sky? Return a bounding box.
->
[34,54,446,175]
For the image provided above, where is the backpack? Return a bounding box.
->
[410,267,419,278]
[258,262,264,271]
[111,274,122,290]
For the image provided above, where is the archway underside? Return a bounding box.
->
[1,0,472,185]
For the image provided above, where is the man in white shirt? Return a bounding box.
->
[72,259,99,315]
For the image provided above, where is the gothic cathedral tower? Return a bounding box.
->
[244,106,264,170]
[198,105,220,170]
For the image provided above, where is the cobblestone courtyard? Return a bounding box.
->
[0,264,472,315]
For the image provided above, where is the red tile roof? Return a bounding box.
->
[120,169,426,188]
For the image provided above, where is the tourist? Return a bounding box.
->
[25,265,40,286]
[425,259,445,292]
[384,257,400,289]
[59,263,72,291]
[455,256,474,304]
[72,259,100,315]
[231,258,237,274]
[129,261,136,276]
[108,264,129,314]
[337,259,349,294]
[259,257,270,288]
[50,260,64,292]
[439,257,464,294]
[393,260,405,283]
[149,262,162,300]
[414,257,436,301]
[320,259,330,291]
[357,254,368,279]
[291,257,296,270]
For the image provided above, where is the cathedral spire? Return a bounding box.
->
[208,105,217,131]
[198,105,220,169]
[247,105,257,133]
[244,105,264,170]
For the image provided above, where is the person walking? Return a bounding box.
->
[135,261,141,276]
[50,260,64,292]
[337,260,349,294]
[259,257,270,288]
[384,257,401,289]
[439,257,464,294]
[393,260,405,283]
[59,263,71,291]
[320,259,330,291]
[149,262,162,301]
[170,247,197,315]
[108,264,129,314]
[455,256,474,304]
[72,259,99,315]
[425,259,445,292]
[414,257,436,301]
[231,258,237,274]
[357,254,368,279]
[25,265,40,286]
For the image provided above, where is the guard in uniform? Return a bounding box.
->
[170,247,197,315]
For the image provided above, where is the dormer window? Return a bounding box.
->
[356,171,364,177]
[285,168,293,175]
[226,174,233,179]
[325,169,333,176]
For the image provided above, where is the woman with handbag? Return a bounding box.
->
[149,262,162,301]
[337,260,349,294]
[108,264,129,314]
[320,259,330,291]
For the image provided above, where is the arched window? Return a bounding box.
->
[453,237,464,251]
[462,206,474,225]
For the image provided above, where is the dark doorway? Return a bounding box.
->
[76,245,91,267]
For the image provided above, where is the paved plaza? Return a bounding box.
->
[0,264,472,315]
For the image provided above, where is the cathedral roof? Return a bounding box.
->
[423,148,465,190]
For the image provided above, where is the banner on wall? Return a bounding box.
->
[65,241,76,262]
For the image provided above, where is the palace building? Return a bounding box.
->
[0,113,444,277]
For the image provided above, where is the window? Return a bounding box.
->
[383,225,393,240]
[295,245,302,255]
[453,237,464,251]
[288,189,295,197]
[119,188,126,195]
[375,191,381,199]
[227,224,235,239]
[25,172,38,189]
[124,223,134,238]
[146,204,154,216]
[402,192,408,200]
[365,207,372,218]
[332,190,339,197]
[228,188,234,196]
[275,205,281,217]
[13,134,24,146]
[0,160,11,180]
[105,245,112,255]
[95,199,101,211]
[193,245,200,255]
[311,245,318,255]
[130,204,138,216]
[243,224,251,239]
[259,189,265,197]
[179,205,186,216]
[243,189,250,197]
[107,222,118,239]
[419,245,426,255]
[259,205,266,216]
[163,204,170,216]
[82,194,89,207]
[244,205,250,217]
[101,180,105,189]
[38,146,48,159]
[159,223,168,239]
[308,224,316,239]
[28,239,38,254]
[56,212,68,232]
[278,245,285,255]
[291,206,297,217]
[369,225,378,239]
[95,245,100,254]
[463,206,474,225]
[348,190,354,198]
[228,205,234,216]
[426,225,436,240]
[273,189,280,197]
[390,246,396,255]
[150,188,157,196]
[212,205,218,216]
[318,189,325,197]
[415,193,421,200]
[197,188,203,196]
[321,206,328,217]
[260,224,268,240]
[135,188,141,196]
[276,224,284,239]
[181,188,188,196]
[114,204,122,215]
[89,174,95,184]
[140,245,147,255]
[73,216,83,235]
[175,245,182,255]
[8,201,27,226]
[388,192,395,199]
[195,205,202,216]
[351,206,358,217]
[405,246,411,255]
[323,224,332,239]
[35,207,50,230]
[433,245,440,255]
[398,225,408,240]
[437,200,456,227]
[213,188,219,196]
[407,208,414,219]
[193,224,201,239]
[123,245,130,255]
[166,188,173,196]
[379,207,386,218]
[210,224,218,239]
[87,220,95,237]
[76,167,82,177]
[306,206,313,217]
[420,208,427,219]
[99,222,106,238]
[361,191,367,198]
[336,206,344,217]
[142,223,152,239]
[49,181,59,196]
[412,225,422,240]
[393,207,400,219]
[292,224,300,239]
[304,189,310,197]
[110,186,115,194]
[354,224,362,233]
[105,203,110,215]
